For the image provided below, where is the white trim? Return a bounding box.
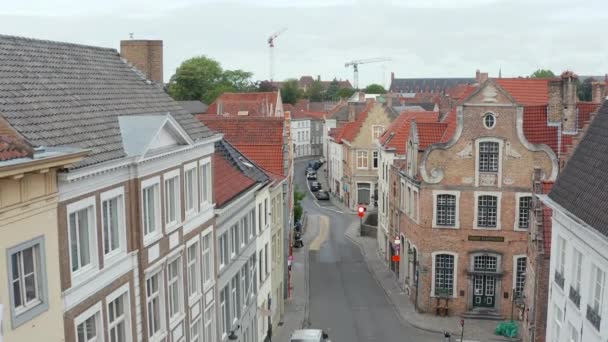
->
[483,112,497,129]
[372,150,379,170]
[356,150,369,170]
[514,192,532,231]
[163,169,182,233]
[142,176,162,247]
[202,228,215,291]
[473,191,502,230]
[66,196,99,286]
[145,268,167,342]
[184,162,199,219]
[474,137,503,188]
[186,237,202,306]
[199,157,212,209]
[512,254,527,296]
[74,301,104,342]
[432,190,461,229]
[100,186,127,266]
[431,251,458,298]
[106,283,132,342]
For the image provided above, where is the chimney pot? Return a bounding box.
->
[120,40,164,84]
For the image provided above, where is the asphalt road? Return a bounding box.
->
[295,158,437,342]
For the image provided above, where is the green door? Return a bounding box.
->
[473,275,496,308]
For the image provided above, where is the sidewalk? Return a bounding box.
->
[316,163,356,214]
[343,221,522,342]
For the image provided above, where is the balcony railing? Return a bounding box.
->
[554,271,565,289]
[569,286,581,308]
[586,305,602,330]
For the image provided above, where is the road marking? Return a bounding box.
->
[309,215,330,251]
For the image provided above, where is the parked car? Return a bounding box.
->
[306,171,317,180]
[315,190,329,200]
[294,220,302,232]
[290,329,330,342]
[310,181,322,192]
[305,166,315,175]
[308,160,323,170]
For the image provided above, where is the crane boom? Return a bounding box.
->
[344,57,391,89]
[268,28,288,82]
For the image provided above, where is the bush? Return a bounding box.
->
[293,187,305,222]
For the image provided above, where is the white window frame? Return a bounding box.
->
[67,196,99,283]
[372,125,384,140]
[230,224,238,258]
[164,169,181,232]
[106,283,132,342]
[474,138,503,188]
[204,304,215,342]
[145,268,166,342]
[514,192,532,231]
[220,286,229,338]
[74,302,103,342]
[432,190,460,229]
[552,304,563,342]
[483,112,497,129]
[186,237,201,304]
[590,263,605,319]
[372,151,379,169]
[513,255,527,299]
[199,158,212,209]
[202,229,214,290]
[473,191,502,230]
[556,235,566,278]
[571,248,582,293]
[218,232,228,272]
[100,187,127,264]
[184,161,199,218]
[567,321,579,342]
[431,251,458,298]
[167,256,184,327]
[231,275,240,324]
[356,150,369,169]
[190,315,202,342]
[141,176,162,246]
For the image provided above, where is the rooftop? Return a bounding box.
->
[206,91,280,116]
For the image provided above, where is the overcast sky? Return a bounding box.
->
[0,0,606,87]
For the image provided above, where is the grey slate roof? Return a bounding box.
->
[214,139,269,184]
[389,78,474,93]
[178,100,208,114]
[0,35,214,168]
[549,100,608,235]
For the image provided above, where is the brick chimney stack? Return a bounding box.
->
[120,40,164,84]
[561,71,578,132]
[591,81,607,103]
[475,70,488,84]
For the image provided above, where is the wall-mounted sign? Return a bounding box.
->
[468,235,505,242]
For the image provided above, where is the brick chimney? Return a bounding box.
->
[120,40,163,84]
[475,70,488,84]
[591,81,607,103]
[561,71,578,132]
[547,79,562,123]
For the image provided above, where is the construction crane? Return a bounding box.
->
[345,57,392,89]
[268,28,287,82]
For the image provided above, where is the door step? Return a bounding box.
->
[461,309,504,321]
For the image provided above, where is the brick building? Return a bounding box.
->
[386,73,598,320]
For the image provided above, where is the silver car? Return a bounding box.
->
[289,329,330,342]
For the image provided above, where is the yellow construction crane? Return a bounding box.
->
[345,57,391,89]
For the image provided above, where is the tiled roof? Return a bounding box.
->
[390,77,474,93]
[213,139,268,208]
[417,122,448,149]
[549,100,608,235]
[178,101,208,114]
[339,102,374,143]
[577,102,600,129]
[440,108,458,143]
[0,135,33,161]
[206,92,279,116]
[495,78,549,105]
[0,35,213,168]
[197,116,285,175]
[379,111,439,154]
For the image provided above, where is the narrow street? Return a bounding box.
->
[295,158,437,342]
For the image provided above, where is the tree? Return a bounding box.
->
[168,56,255,104]
[577,77,593,101]
[256,80,277,92]
[530,69,555,78]
[325,79,340,101]
[364,84,387,94]
[293,187,306,222]
[337,87,356,99]
[307,80,325,102]
[281,79,300,105]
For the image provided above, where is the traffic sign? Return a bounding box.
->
[392,255,400,262]
[357,206,365,218]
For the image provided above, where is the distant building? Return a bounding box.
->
[178,100,209,115]
[273,76,352,92]
[206,91,284,117]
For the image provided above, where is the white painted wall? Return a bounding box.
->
[255,187,272,342]
[323,119,337,160]
[290,119,311,158]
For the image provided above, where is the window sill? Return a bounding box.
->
[188,293,202,307]
[165,221,182,234]
[513,227,529,232]
[149,331,167,342]
[143,232,163,248]
[473,226,501,231]
[71,264,99,287]
[169,312,186,330]
[104,249,127,267]
[432,225,459,230]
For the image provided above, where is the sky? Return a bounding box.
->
[0,0,606,88]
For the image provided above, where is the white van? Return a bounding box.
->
[289,329,330,342]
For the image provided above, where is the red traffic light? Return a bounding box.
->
[357,206,365,217]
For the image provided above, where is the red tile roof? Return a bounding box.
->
[417,122,448,150]
[523,105,559,152]
[213,152,256,207]
[0,135,33,161]
[206,92,279,116]
[577,102,600,129]
[340,102,374,143]
[380,111,439,154]
[440,108,458,143]
[197,116,285,175]
[291,110,325,120]
[495,78,549,105]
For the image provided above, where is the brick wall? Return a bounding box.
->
[120,40,163,84]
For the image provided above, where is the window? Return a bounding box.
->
[76,309,101,342]
[187,241,200,299]
[477,195,498,228]
[357,150,368,169]
[185,166,198,214]
[241,215,248,246]
[108,290,130,342]
[219,233,228,269]
[231,275,240,321]
[588,264,605,329]
[553,304,563,341]
[250,256,257,296]
[258,203,263,234]
[479,142,499,172]
[204,304,214,342]
[146,272,163,338]
[202,233,213,286]
[230,224,239,257]
[568,322,579,342]
[259,250,264,284]
[220,286,229,336]
[483,113,496,129]
[264,199,268,226]
[69,201,96,273]
[190,316,201,342]
[142,182,160,239]
[200,160,211,206]
[556,236,566,278]
[102,191,125,257]
[357,183,371,205]
[571,249,582,305]
[250,210,256,237]
[8,238,47,327]
[167,258,183,321]
[517,196,532,229]
[434,254,455,297]
[372,151,379,169]
[241,266,248,310]
[164,174,180,227]
[436,194,456,226]
[264,244,269,277]
[515,257,526,299]
[372,125,384,139]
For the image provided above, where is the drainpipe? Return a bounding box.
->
[414,251,419,313]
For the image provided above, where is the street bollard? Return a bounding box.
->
[443,331,451,342]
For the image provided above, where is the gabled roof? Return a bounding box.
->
[0,135,33,161]
[197,116,285,176]
[213,139,269,208]
[206,92,279,116]
[178,101,208,114]
[549,100,608,235]
[379,111,439,154]
[291,110,325,120]
[495,78,549,105]
[416,122,448,149]
[0,35,213,168]
[390,77,475,93]
[118,114,193,158]
[339,102,374,143]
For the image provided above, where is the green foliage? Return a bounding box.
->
[325,79,340,100]
[337,87,356,99]
[530,69,555,78]
[168,56,254,104]
[293,187,306,222]
[364,84,387,94]
[578,77,593,101]
[307,80,325,102]
[256,80,277,92]
[281,79,300,105]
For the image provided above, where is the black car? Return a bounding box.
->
[310,181,322,192]
[315,190,329,200]
[308,160,323,170]
[306,171,317,180]
[305,166,315,175]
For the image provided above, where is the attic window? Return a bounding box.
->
[483,113,496,129]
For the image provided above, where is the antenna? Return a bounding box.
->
[129,33,134,39]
